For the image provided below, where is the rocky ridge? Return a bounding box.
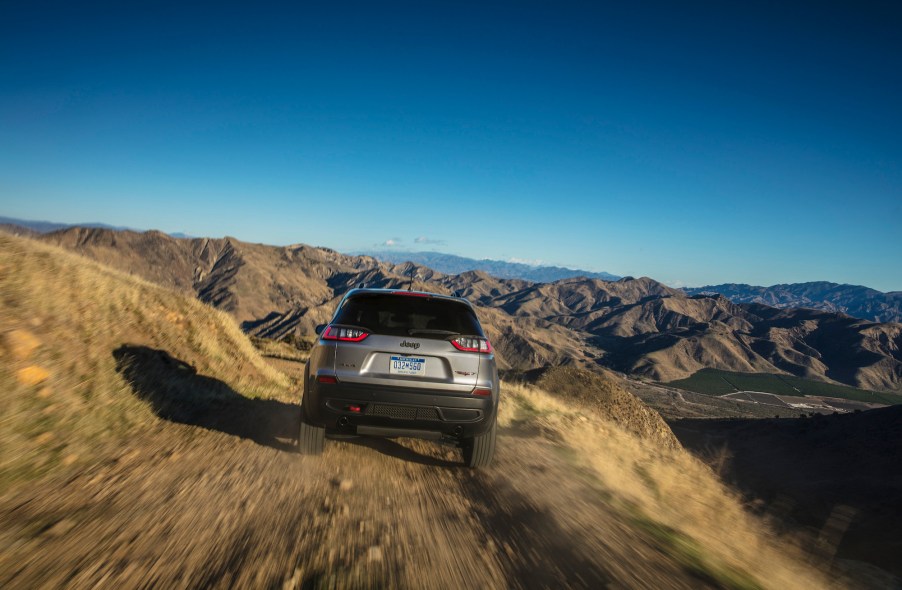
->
[28,226,902,392]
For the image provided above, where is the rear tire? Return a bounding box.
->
[462,417,496,468]
[298,406,325,455]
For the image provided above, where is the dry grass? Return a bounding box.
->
[497,381,834,590]
[250,335,312,363]
[0,232,290,493]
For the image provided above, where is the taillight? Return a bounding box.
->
[322,325,369,342]
[451,337,492,354]
[472,388,492,396]
[317,375,338,384]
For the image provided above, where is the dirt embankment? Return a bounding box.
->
[530,365,680,450]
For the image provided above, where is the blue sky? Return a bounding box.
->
[2,0,900,290]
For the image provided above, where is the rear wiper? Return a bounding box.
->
[408,329,460,336]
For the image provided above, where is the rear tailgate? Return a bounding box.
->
[334,335,478,392]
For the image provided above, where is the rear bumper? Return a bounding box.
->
[303,380,497,438]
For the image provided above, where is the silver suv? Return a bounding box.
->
[299,288,499,467]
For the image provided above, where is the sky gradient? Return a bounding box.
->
[2,1,901,290]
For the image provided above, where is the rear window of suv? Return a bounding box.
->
[333,293,483,338]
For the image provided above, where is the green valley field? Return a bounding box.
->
[667,369,902,406]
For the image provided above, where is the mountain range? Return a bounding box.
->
[684,282,902,324]
[0,215,193,239]
[18,225,901,393]
[360,250,621,283]
[9,215,897,325]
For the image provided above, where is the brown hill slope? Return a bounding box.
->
[673,406,902,577]
[0,231,289,489]
[34,227,596,372]
[530,366,680,449]
[32,226,902,392]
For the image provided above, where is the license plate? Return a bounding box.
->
[390,356,426,376]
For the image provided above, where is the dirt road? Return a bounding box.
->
[0,392,722,589]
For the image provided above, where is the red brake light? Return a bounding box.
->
[317,375,338,384]
[392,291,430,297]
[322,325,369,342]
[472,388,492,396]
[450,337,492,354]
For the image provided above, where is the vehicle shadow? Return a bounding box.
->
[113,345,298,452]
[338,436,462,468]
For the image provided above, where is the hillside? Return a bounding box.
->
[29,227,604,373]
[0,232,289,490]
[27,226,902,394]
[0,232,838,588]
[530,365,680,449]
[684,282,902,324]
[361,249,621,282]
[674,406,902,577]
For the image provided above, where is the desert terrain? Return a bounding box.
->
[2,231,870,588]
[19,225,902,394]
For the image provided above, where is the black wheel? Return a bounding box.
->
[462,417,496,468]
[298,406,325,455]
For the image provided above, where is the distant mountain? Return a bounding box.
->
[360,250,620,283]
[0,215,133,234]
[684,282,902,324]
[20,226,902,393]
[0,215,193,239]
